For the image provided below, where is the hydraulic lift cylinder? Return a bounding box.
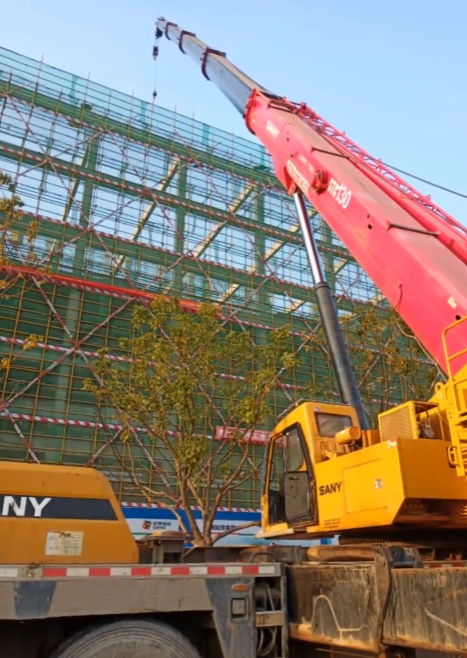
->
[293,192,369,430]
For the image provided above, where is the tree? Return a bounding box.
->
[0,170,40,289]
[84,298,298,547]
[0,171,41,375]
[304,304,441,426]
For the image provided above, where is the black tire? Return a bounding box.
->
[49,619,202,658]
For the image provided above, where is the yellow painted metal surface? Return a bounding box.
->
[0,462,138,564]
[261,395,467,539]
[343,460,387,514]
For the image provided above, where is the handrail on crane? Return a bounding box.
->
[444,317,467,375]
[443,316,467,422]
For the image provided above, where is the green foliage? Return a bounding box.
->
[0,174,41,382]
[304,305,440,425]
[84,297,299,546]
[0,169,41,297]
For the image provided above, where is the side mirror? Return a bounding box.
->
[335,425,361,445]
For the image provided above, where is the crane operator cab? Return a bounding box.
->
[258,400,467,541]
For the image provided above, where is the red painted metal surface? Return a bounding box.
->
[244,90,467,375]
[292,101,467,259]
[156,20,467,375]
[0,264,202,313]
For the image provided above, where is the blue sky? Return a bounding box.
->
[2,0,466,220]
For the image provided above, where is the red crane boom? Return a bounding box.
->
[155,20,467,376]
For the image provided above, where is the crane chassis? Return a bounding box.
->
[1,541,467,657]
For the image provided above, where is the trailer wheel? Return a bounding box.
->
[49,619,202,658]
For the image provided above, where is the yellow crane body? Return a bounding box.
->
[0,461,138,565]
[260,380,467,541]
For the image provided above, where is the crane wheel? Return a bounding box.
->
[49,619,202,658]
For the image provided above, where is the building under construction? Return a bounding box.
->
[0,47,435,510]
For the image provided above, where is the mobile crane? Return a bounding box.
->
[154,19,467,553]
[2,21,467,658]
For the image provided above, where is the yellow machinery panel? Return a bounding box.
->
[343,460,387,514]
[379,402,418,440]
[310,440,403,533]
[0,462,138,565]
[314,438,467,532]
[397,437,467,499]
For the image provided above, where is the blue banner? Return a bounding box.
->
[122,505,335,546]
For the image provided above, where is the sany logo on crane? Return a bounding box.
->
[265,118,352,207]
[286,160,310,196]
[0,495,51,517]
[265,116,345,204]
[266,120,280,138]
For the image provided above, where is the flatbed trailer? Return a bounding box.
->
[2,543,466,657]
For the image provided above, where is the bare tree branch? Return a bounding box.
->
[211,521,259,546]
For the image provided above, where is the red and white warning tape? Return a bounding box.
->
[4,411,135,433]
[425,561,467,569]
[0,560,465,580]
[3,411,271,447]
[0,335,297,389]
[121,501,260,514]
[0,563,280,579]
[0,414,262,514]
[0,561,464,581]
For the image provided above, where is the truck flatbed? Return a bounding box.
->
[1,545,466,657]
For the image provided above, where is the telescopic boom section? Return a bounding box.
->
[156,19,467,376]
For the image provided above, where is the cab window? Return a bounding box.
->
[268,437,285,493]
[315,412,352,438]
[267,427,304,493]
[285,428,304,472]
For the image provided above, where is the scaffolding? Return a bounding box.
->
[0,47,435,508]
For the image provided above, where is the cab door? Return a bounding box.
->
[283,425,317,526]
[267,424,317,528]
